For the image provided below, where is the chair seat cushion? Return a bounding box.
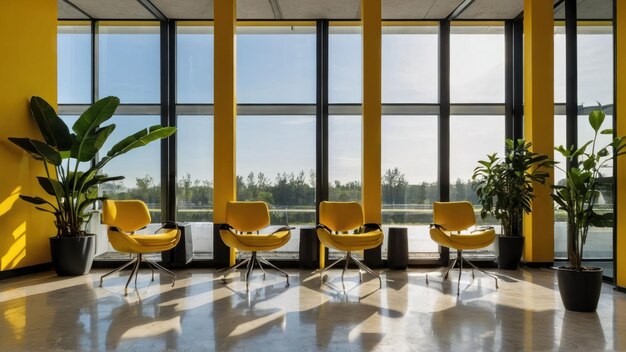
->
[316,227,384,252]
[219,229,291,252]
[108,229,180,254]
[429,228,496,250]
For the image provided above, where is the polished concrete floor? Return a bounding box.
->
[1,267,625,351]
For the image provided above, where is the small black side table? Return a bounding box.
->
[299,227,321,269]
[162,223,193,268]
[387,227,408,270]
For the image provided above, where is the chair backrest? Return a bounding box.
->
[226,201,270,232]
[319,201,364,232]
[102,200,151,232]
[433,201,476,232]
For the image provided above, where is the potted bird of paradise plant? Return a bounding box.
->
[9,96,175,275]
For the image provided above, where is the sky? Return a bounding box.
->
[57,24,614,189]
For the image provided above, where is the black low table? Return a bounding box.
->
[387,227,408,270]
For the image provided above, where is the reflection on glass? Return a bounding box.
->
[177,115,214,257]
[329,115,362,202]
[58,25,91,104]
[382,115,439,257]
[237,26,316,104]
[99,24,160,103]
[450,25,505,103]
[382,26,438,103]
[329,26,362,104]
[236,115,316,259]
[177,25,214,104]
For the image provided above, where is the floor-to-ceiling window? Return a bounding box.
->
[235,24,317,259]
[176,23,214,259]
[380,24,439,260]
[449,23,506,258]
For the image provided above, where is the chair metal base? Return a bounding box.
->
[220,252,289,290]
[99,253,176,296]
[319,251,382,290]
[425,249,498,295]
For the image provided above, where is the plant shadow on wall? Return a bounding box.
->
[552,108,626,312]
[8,96,175,275]
[472,139,554,269]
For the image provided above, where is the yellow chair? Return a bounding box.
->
[219,201,291,290]
[100,200,180,295]
[316,201,384,288]
[427,201,498,293]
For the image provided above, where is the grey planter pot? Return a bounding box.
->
[49,235,95,276]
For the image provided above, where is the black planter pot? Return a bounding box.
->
[494,236,524,269]
[557,267,603,312]
[49,235,95,276]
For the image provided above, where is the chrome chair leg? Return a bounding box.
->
[341,252,350,290]
[425,256,457,285]
[144,260,156,281]
[257,257,267,280]
[318,257,344,284]
[352,256,382,289]
[144,259,177,286]
[245,253,256,291]
[463,256,499,289]
[124,257,141,296]
[221,258,252,283]
[257,257,290,286]
[457,251,463,295]
[99,257,137,287]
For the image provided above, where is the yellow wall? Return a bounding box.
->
[616,0,626,288]
[0,0,57,271]
[362,0,382,224]
[522,0,555,263]
[213,0,237,265]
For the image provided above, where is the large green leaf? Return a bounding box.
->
[82,175,124,190]
[107,125,176,157]
[8,138,62,166]
[589,110,605,132]
[37,177,64,197]
[29,96,72,151]
[70,124,116,162]
[72,96,120,139]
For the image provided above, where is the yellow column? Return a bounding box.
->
[523,0,554,263]
[362,0,382,224]
[0,0,57,271]
[616,0,626,288]
[214,0,237,266]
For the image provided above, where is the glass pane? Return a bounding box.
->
[328,115,362,202]
[98,115,162,257]
[237,26,316,104]
[99,24,160,103]
[555,25,566,104]
[329,26,362,104]
[450,115,505,258]
[381,115,439,259]
[450,25,505,103]
[236,115,316,259]
[177,115,214,258]
[554,115,567,259]
[578,24,614,273]
[58,25,91,104]
[382,26,438,103]
[578,26,613,108]
[177,25,214,104]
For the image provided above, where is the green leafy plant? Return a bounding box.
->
[473,139,554,237]
[552,109,626,270]
[9,96,176,237]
